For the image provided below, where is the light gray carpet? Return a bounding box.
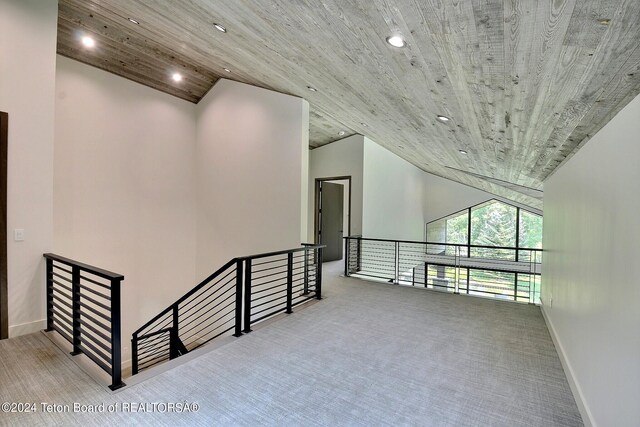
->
[0,261,582,426]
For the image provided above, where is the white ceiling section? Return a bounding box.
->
[56,0,640,210]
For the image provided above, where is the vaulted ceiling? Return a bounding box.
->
[56,0,640,210]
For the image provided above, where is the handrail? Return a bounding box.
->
[343,236,542,252]
[43,253,125,390]
[344,236,541,304]
[131,244,325,375]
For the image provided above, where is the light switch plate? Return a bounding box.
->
[14,229,25,241]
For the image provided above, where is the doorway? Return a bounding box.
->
[315,177,351,262]
[1,112,7,339]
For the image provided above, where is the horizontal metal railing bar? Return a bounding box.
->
[249,275,287,289]
[79,292,111,312]
[79,274,111,290]
[52,271,72,283]
[52,298,73,313]
[292,296,315,307]
[52,279,73,294]
[179,284,236,325]
[52,310,72,328]
[251,306,287,325]
[251,287,287,303]
[251,294,287,310]
[137,327,172,341]
[251,262,288,274]
[77,318,110,343]
[53,318,73,337]
[188,325,236,352]
[239,245,324,261]
[251,282,287,296]
[76,309,111,334]
[179,300,236,337]
[137,346,171,364]
[78,340,112,368]
[179,269,237,311]
[79,328,111,354]
[179,275,236,315]
[44,253,124,281]
[52,264,73,275]
[252,269,288,282]
[53,324,73,344]
[79,301,111,322]
[133,259,237,336]
[137,337,169,353]
[181,310,235,344]
[78,344,112,375]
[345,236,542,253]
[78,283,111,301]
[49,290,72,305]
[136,316,173,340]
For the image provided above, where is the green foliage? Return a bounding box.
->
[470,201,517,247]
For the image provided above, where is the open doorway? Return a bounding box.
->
[1,112,7,339]
[314,177,351,262]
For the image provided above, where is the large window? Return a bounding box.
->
[425,199,543,258]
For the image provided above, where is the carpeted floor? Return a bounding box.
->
[0,261,582,426]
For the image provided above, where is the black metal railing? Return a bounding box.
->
[131,244,323,375]
[43,253,125,390]
[344,237,542,304]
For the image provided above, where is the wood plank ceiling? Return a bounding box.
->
[56,0,640,210]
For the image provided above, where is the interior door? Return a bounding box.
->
[319,182,344,262]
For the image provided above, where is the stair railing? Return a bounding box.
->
[131,244,324,375]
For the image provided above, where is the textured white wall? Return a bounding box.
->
[309,135,365,241]
[0,0,57,337]
[196,79,309,281]
[54,57,198,363]
[362,138,427,241]
[542,93,640,427]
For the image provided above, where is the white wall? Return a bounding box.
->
[0,0,58,337]
[542,93,640,427]
[196,79,309,280]
[54,57,198,362]
[362,138,427,241]
[309,135,364,241]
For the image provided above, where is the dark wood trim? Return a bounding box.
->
[314,176,352,245]
[1,112,8,339]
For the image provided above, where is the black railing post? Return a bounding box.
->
[45,258,54,332]
[233,259,243,337]
[70,266,81,356]
[316,247,323,300]
[356,237,361,272]
[131,335,139,375]
[514,273,518,301]
[286,252,293,314]
[412,268,415,286]
[425,262,428,287]
[243,259,252,333]
[303,247,310,295]
[344,237,349,277]
[169,304,180,359]
[466,268,470,294]
[109,277,124,390]
[394,242,399,284]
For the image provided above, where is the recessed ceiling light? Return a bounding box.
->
[172,73,182,82]
[81,36,95,48]
[459,149,468,155]
[598,18,611,25]
[386,35,406,48]
[436,115,451,122]
[224,68,231,73]
[307,86,317,92]
[338,131,346,136]
[361,123,368,127]
[213,23,227,33]
[128,18,140,25]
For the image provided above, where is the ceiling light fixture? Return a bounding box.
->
[459,149,468,155]
[598,18,611,25]
[81,36,95,48]
[338,131,346,136]
[128,18,140,25]
[386,35,406,48]
[172,73,183,82]
[224,68,231,73]
[213,23,227,33]
[436,115,451,122]
[307,86,317,92]
[361,123,368,127]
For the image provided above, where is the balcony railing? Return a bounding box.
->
[344,237,541,304]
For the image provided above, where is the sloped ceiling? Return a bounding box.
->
[56,0,640,210]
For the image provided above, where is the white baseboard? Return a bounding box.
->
[9,319,47,338]
[540,305,595,427]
